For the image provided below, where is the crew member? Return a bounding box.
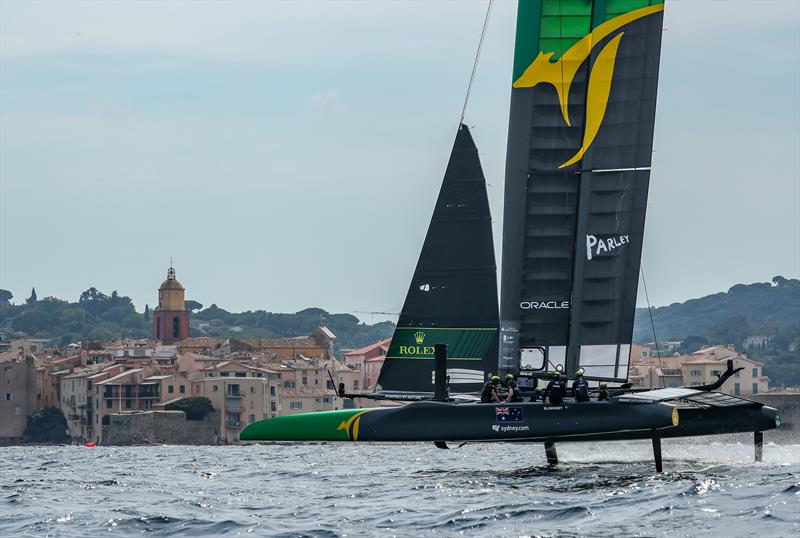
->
[481,375,502,403]
[597,381,609,401]
[572,368,590,402]
[530,386,544,402]
[503,374,523,402]
[543,372,566,404]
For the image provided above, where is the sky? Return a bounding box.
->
[1,0,798,321]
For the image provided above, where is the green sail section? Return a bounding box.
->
[385,327,497,361]
[513,0,664,80]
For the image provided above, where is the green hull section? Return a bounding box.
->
[240,409,380,442]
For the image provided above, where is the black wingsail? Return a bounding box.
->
[377,124,499,393]
[499,0,665,382]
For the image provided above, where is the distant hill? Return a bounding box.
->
[0,287,394,351]
[633,276,800,345]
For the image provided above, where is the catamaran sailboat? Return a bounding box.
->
[241,0,779,470]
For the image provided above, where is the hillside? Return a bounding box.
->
[0,287,393,351]
[633,276,800,344]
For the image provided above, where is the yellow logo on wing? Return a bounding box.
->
[513,4,664,169]
[337,410,370,441]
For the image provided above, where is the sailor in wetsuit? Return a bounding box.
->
[597,381,609,401]
[543,372,567,404]
[529,386,544,402]
[502,374,524,402]
[481,375,502,403]
[572,368,590,402]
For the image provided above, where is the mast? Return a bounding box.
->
[500,0,665,381]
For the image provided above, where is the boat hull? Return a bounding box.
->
[240,400,683,442]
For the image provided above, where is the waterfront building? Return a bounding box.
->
[277,358,359,415]
[59,365,124,440]
[683,346,769,395]
[0,350,37,440]
[192,361,282,443]
[344,338,391,392]
[93,367,159,443]
[152,266,190,344]
[365,355,385,391]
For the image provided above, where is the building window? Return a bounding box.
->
[302,376,308,385]
[734,383,740,395]
[125,399,132,409]
[4,393,11,401]
[752,368,758,377]
[323,397,332,403]
[250,387,255,394]
[249,414,255,424]
[690,370,701,377]
[284,381,295,389]
[106,400,112,409]
[179,385,185,394]
[290,401,303,410]
[752,383,758,395]
[327,380,334,389]
[354,380,359,390]
[168,385,174,394]
[710,370,721,376]
[172,316,180,338]
[270,402,276,412]
[270,386,276,396]
[15,406,21,416]
[235,372,246,378]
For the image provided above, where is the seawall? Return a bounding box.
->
[102,410,219,446]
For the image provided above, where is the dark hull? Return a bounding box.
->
[241,398,778,444]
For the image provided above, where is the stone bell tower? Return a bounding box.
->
[152,265,189,343]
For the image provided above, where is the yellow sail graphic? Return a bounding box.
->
[513,3,664,168]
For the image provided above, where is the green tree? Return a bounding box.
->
[185,300,203,312]
[678,335,709,354]
[0,289,12,304]
[705,315,752,348]
[165,397,215,420]
[24,406,68,442]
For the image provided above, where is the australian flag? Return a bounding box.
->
[495,406,524,422]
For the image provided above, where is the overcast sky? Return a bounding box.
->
[1,0,798,320]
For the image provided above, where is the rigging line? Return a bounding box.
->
[640,264,665,388]
[459,0,493,125]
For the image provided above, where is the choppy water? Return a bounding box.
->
[2,435,799,537]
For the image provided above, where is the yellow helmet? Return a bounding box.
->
[576,368,585,377]
[491,375,500,383]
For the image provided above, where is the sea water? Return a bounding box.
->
[2,435,799,537]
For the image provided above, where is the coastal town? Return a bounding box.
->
[0,266,795,446]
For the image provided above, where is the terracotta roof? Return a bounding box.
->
[345,338,392,356]
[176,337,219,349]
[244,337,323,349]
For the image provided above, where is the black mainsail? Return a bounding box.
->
[499,0,665,381]
[377,124,499,393]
